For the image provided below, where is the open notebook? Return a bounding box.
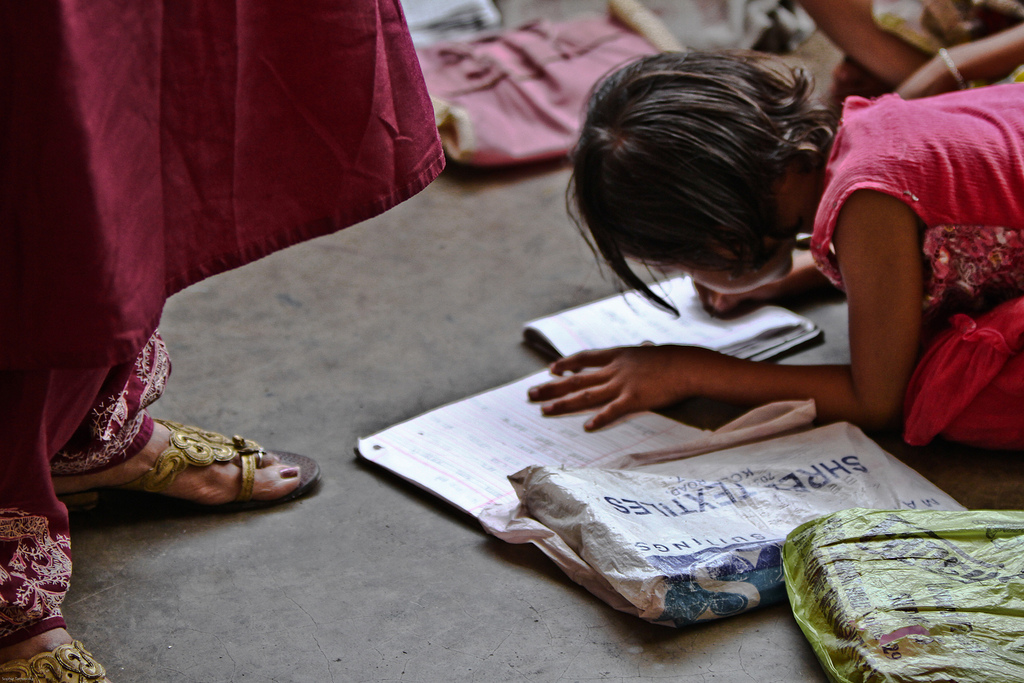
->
[357,372,704,517]
[359,279,820,518]
[523,275,820,361]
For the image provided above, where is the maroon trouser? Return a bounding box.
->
[0,334,168,647]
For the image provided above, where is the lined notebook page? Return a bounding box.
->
[358,372,703,516]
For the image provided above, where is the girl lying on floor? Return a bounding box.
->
[528,51,1024,449]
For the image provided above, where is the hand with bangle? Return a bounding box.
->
[897,24,1024,99]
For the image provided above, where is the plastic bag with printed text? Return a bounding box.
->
[483,420,962,628]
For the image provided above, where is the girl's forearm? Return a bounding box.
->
[687,192,922,433]
[681,350,903,431]
[796,0,930,85]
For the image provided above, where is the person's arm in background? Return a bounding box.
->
[799,0,1024,99]
[798,0,930,88]
[897,23,1024,98]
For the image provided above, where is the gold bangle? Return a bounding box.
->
[938,48,968,90]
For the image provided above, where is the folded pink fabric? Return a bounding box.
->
[418,15,661,166]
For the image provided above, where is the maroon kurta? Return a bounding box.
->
[0,0,444,370]
[0,0,442,646]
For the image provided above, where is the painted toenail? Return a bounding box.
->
[281,467,300,478]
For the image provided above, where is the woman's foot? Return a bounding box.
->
[52,421,303,506]
[0,629,111,682]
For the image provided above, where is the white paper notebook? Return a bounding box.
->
[357,372,704,517]
[523,276,820,361]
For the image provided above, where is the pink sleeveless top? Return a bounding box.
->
[810,86,1024,330]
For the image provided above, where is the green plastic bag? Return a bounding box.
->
[784,508,1024,683]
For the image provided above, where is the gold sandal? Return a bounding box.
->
[0,640,107,682]
[62,419,320,513]
[117,419,266,502]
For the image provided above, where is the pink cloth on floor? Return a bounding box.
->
[417,16,660,166]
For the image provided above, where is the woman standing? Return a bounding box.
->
[0,1,444,679]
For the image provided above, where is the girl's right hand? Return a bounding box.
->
[527,344,719,430]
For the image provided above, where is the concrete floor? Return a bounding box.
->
[60,4,1024,682]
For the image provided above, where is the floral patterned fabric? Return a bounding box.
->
[922,224,1024,329]
[50,333,169,476]
[0,332,169,646]
[0,511,72,643]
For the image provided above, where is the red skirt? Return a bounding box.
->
[904,296,1024,449]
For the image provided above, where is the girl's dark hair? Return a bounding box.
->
[569,50,837,312]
